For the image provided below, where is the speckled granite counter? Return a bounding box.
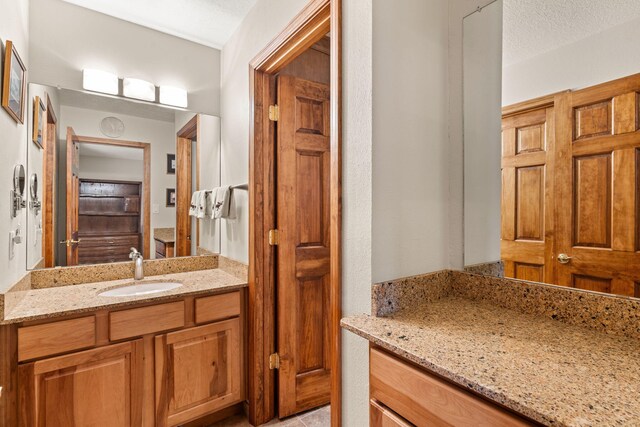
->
[153,227,175,243]
[2,269,246,324]
[341,270,640,427]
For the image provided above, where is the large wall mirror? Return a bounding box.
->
[25,83,222,269]
[463,0,640,299]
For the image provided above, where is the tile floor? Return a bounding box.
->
[210,405,330,427]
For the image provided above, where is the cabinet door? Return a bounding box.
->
[155,318,242,427]
[19,340,144,427]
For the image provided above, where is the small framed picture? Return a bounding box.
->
[167,154,176,174]
[2,41,27,124]
[166,188,176,207]
[32,96,46,148]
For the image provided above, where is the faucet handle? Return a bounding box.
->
[129,247,141,259]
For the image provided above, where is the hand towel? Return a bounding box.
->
[196,191,207,219]
[204,189,217,218]
[213,186,231,219]
[188,191,199,217]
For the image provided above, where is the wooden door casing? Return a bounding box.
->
[176,136,193,257]
[18,340,144,427]
[277,75,331,417]
[65,127,80,266]
[154,319,242,427]
[501,105,555,283]
[554,75,640,297]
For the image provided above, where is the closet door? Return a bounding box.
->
[501,105,555,283]
[554,75,640,297]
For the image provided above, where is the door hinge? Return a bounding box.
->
[268,229,279,246]
[268,104,279,122]
[269,353,280,370]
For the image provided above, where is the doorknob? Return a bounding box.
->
[59,239,81,247]
[557,253,572,264]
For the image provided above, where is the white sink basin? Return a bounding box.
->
[99,281,182,297]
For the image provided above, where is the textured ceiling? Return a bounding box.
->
[504,0,640,66]
[61,0,257,49]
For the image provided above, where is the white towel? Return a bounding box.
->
[196,191,207,219]
[213,186,231,219]
[188,191,199,217]
[204,189,216,218]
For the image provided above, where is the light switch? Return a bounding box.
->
[152,203,160,214]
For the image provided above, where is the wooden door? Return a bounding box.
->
[176,137,192,257]
[18,340,144,427]
[501,106,555,283]
[154,319,242,427]
[276,75,331,417]
[554,75,640,297]
[65,127,80,266]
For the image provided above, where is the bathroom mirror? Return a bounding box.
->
[14,165,26,196]
[26,83,222,270]
[463,0,640,299]
[29,174,38,200]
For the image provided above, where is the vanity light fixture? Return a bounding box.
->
[123,77,156,102]
[82,69,119,95]
[159,86,188,108]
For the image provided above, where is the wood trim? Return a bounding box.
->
[329,0,342,425]
[0,325,18,426]
[248,0,341,425]
[74,135,152,259]
[502,91,567,118]
[177,114,198,140]
[42,94,58,267]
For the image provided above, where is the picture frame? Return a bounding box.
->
[166,188,176,207]
[32,96,46,148]
[2,41,27,124]
[166,153,176,174]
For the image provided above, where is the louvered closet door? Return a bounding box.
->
[501,106,555,283]
[554,75,640,297]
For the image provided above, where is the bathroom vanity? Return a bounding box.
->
[342,270,640,427]
[0,257,247,426]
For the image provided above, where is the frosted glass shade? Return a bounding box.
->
[83,69,118,95]
[123,78,156,102]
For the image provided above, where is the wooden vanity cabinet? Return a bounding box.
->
[155,318,242,427]
[14,290,245,427]
[369,346,535,427]
[18,340,144,427]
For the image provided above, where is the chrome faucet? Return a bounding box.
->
[129,247,144,280]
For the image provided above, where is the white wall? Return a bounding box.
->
[0,0,30,290]
[463,1,502,265]
[78,156,144,182]
[220,0,309,264]
[503,15,640,106]
[29,0,221,115]
[372,0,450,283]
[197,115,221,254]
[57,105,176,260]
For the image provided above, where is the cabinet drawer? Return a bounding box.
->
[195,292,241,324]
[155,239,167,255]
[370,400,412,427]
[110,301,185,341]
[370,348,532,427]
[18,316,96,362]
[79,235,140,247]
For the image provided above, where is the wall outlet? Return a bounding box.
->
[152,203,159,214]
[9,231,15,260]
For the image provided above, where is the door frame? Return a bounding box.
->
[42,94,58,268]
[72,134,151,259]
[176,115,201,256]
[247,0,342,425]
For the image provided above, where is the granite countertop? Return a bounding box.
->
[3,269,246,324]
[153,228,175,244]
[342,297,640,426]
